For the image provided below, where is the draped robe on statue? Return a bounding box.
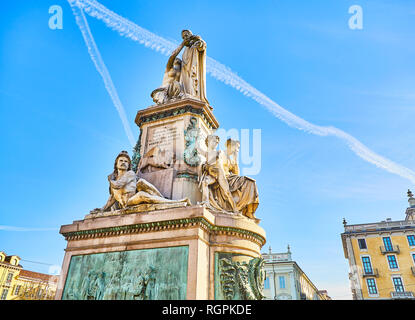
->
[226,161,259,221]
[180,38,209,104]
[203,151,259,221]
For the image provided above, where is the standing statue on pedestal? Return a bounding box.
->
[151,29,209,105]
[199,136,260,222]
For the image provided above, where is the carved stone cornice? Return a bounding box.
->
[61,216,265,246]
[135,98,219,130]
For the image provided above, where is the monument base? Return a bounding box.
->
[56,206,266,300]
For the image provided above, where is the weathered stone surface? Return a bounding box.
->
[138,168,175,199]
[56,205,265,300]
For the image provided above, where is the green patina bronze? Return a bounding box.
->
[131,128,143,172]
[176,172,199,181]
[183,117,202,167]
[214,252,265,300]
[62,246,188,300]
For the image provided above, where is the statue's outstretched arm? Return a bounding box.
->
[166,41,186,71]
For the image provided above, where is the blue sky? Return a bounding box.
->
[1,0,415,299]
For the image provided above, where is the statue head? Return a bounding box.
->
[181,29,193,40]
[226,139,240,155]
[205,135,219,149]
[114,151,132,174]
[151,87,167,104]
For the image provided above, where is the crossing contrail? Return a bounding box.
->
[68,0,415,184]
[69,2,136,147]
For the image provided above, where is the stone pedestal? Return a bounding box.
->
[133,98,219,205]
[56,205,265,300]
[56,98,266,300]
[57,29,266,300]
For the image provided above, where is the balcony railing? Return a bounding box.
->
[390,291,415,299]
[344,220,415,233]
[380,245,400,254]
[362,268,379,278]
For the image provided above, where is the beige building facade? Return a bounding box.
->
[341,190,415,300]
[0,252,22,300]
[13,270,58,300]
[0,251,58,300]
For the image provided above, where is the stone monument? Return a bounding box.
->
[56,30,266,300]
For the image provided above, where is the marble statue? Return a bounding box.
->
[225,139,259,221]
[180,29,209,104]
[199,136,259,222]
[199,135,237,213]
[151,30,208,104]
[151,38,186,104]
[92,151,189,213]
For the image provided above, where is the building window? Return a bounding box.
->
[279,276,286,289]
[387,255,398,269]
[264,277,270,289]
[407,235,415,247]
[361,256,373,273]
[14,285,21,296]
[393,277,404,293]
[412,253,415,265]
[383,237,393,251]
[1,289,8,300]
[6,272,13,284]
[358,239,367,250]
[366,278,378,295]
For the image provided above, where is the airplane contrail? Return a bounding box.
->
[69,2,136,147]
[68,0,415,184]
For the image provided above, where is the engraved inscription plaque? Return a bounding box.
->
[144,120,184,160]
